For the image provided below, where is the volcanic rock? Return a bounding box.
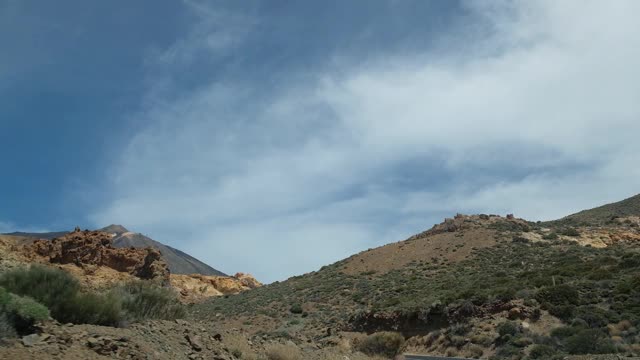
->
[25,228,170,284]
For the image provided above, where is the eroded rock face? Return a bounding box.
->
[233,272,261,289]
[347,309,450,337]
[25,228,170,284]
[170,273,262,303]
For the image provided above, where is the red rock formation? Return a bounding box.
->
[25,228,170,284]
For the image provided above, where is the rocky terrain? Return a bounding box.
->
[192,195,640,359]
[6,225,227,276]
[0,229,260,302]
[1,194,640,359]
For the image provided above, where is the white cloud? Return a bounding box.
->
[91,1,640,282]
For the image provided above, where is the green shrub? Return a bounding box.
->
[6,294,50,322]
[0,265,79,320]
[114,281,185,321]
[357,331,405,357]
[497,321,519,337]
[289,303,303,314]
[551,325,580,339]
[619,253,640,269]
[66,292,122,326]
[564,329,616,354]
[536,284,579,306]
[575,306,612,328]
[528,344,557,359]
[4,294,50,333]
[542,232,559,240]
[0,287,10,306]
[560,227,580,237]
[548,304,576,321]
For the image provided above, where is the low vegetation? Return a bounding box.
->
[197,236,640,357]
[0,287,49,335]
[0,265,184,336]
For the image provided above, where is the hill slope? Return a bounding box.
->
[4,225,226,276]
[549,193,640,226]
[194,212,640,358]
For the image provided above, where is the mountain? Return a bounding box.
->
[103,226,227,276]
[548,193,640,226]
[4,225,226,277]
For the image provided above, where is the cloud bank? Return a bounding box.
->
[91,1,640,282]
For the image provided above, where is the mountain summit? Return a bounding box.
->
[99,224,129,236]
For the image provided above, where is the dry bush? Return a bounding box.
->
[462,344,484,359]
[445,347,458,357]
[225,333,258,360]
[356,332,405,357]
[264,344,302,360]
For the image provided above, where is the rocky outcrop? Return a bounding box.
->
[25,228,170,284]
[347,308,450,337]
[233,272,261,289]
[170,273,262,303]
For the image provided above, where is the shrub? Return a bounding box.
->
[560,227,580,237]
[4,294,50,333]
[575,306,612,328]
[289,303,303,314]
[66,292,122,326]
[114,281,185,321]
[0,265,79,320]
[551,325,580,339]
[0,287,10,306]
[497,321,519,337]
[357,331,405,357]
[548,304,576,321]
[542,232,559,240]
[620,253,640,269]
[528,344,557,359]
[536,284,579,306]
[264,344,301,360]
[464,344,484,358]
[564,329,616,354]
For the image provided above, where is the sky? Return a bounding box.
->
[1,0,640,282]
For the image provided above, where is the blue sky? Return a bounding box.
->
[2,1,640,282]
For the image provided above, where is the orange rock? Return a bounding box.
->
[24,228,170,284]
[170,273,262,303]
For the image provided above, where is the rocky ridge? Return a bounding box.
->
[0,229,260,303]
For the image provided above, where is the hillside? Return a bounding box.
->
[192,212,640,358]
[4,225,226,276]
[1,198,640,359]
[548,193,640,227]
